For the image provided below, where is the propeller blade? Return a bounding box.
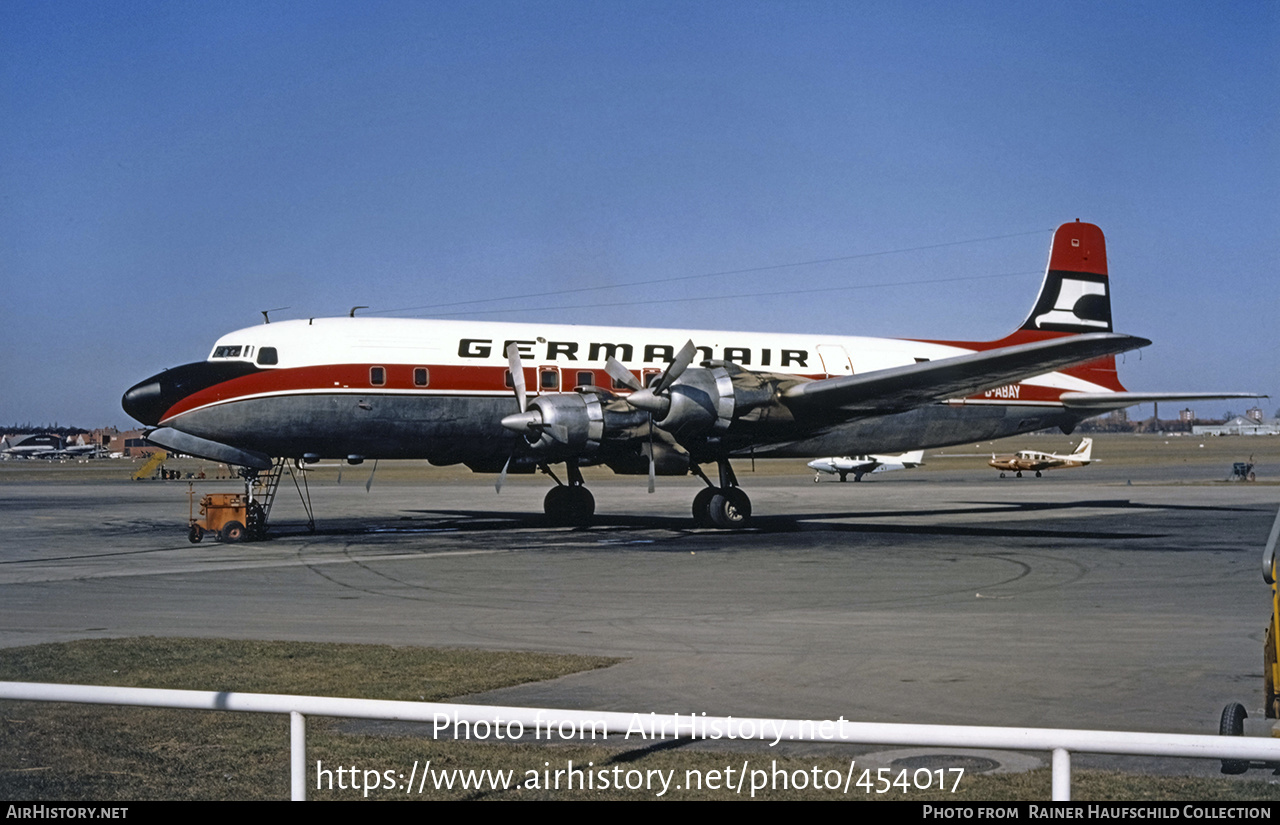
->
[605,357,642,391]
[496,455,510,493]
[506,343,527,413]
[365,459,378,493]
[647,417,656,494]
[654,340,697,395]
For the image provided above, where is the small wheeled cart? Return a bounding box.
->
[1218,504,1280,773]
[188,489,265,543]
[1229,460,1257,482]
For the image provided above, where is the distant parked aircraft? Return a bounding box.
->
[807,451,924,483]
[989,438,1093,478]
[1,433,103,460]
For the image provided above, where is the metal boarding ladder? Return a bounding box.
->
[244,458,316,537]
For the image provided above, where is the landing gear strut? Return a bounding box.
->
[542,461,595,527]
[691,460,752,529]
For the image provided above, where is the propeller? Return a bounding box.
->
[606,339,697,417]
[495,343,529,493]
[605,339,697,493]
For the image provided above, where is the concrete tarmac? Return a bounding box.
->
[2,449,1278,778]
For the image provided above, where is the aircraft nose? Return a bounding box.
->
[122,377,166,426]
[122,360,261,427]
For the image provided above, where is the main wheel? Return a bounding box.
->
[221,520,246,543]
[708,487,752,529]
[692,487,717,527]
[1219,702,1249,774]
[544,485,594,526]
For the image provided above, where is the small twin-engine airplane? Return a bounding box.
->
[989,438,1093,478]
[807,451,924,483]
[122,221,1257,528]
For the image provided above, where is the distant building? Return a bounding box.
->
[1179,408,1195,423]
[1247,407,1264,422]
[1192,416,1280,436]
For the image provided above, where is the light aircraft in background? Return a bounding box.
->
[808,451,924,483]
[121,221,1259,529]
[989,437,1093,478]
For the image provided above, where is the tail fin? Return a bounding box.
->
[1019,221,1111,334]
[921,221,1128,392]
[1018,222,1126,392]
[1073,438,1093,461]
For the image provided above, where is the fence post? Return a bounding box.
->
[291,711,307,801]
[1051,747,1071,801]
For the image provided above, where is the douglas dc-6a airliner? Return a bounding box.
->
[122,222,1256,528]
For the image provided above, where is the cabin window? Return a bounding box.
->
[414,367,429,387]
[257,347,278,366]
[370,366,386,386]
[576,371,594,387]
[540,369,559,391]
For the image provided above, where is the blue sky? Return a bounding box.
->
[2,1,1276,427]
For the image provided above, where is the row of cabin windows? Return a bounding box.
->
[362,366,659,390]
[502,369,663,391]
[368,367,430,387]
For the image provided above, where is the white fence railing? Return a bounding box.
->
[4,681,1279,800]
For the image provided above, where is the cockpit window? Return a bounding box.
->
[213,346,243,358]
[257,347,278,366]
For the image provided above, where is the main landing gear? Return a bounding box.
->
[691,460,752,529]
[541,461,595,527]
[535,458,753,530]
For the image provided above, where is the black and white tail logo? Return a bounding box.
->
[1023,272,1112,333]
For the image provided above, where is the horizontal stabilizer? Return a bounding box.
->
[1059,391,1266,412]
[783,332,1150,414]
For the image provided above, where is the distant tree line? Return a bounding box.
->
[1,423,89,436]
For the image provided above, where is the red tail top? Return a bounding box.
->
[1047,220,1107,276]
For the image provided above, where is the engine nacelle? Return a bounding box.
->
[517,390,648,460]
[654,362,786,440]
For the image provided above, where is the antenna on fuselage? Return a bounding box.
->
[350,306,368,317]
[260,307,290,324]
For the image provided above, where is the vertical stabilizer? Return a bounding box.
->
[1019,222,1111,334]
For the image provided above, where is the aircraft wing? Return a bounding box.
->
[781,332,1151,416]
[1059,391,1265,412]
